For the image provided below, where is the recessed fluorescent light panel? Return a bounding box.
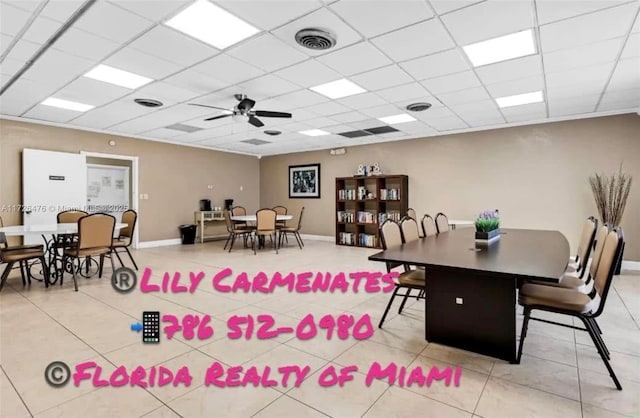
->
[41,97,94,112]
[165,0,259,49]
[300,129,330,136]
[310,79,366,99]
[495,91,544,108]
[378,114,416,124]
[463,29,536,67]
[84,64,153,89]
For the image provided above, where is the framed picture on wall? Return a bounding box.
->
[289,163,321,198]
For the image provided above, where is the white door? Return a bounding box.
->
[22,149,87,244]
[86,164,129,228]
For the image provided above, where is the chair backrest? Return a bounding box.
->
[256,208,276,232]
[0,216,3,227]
[435,212,449,233]
[406,208,417,221]
[400,217,420,243]
[273,206,287,216]
[57,210,88,223]
[77,213,115,250]
[295,207,305,231]
[591,227,624,316]
[231,206,246,217]
[223,209,234,233]
[380,219,403,249]
[584,224,610,280]
[119,210,137,240]
[421,214,437,237]
[575,216,598,267]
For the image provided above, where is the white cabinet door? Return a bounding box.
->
[22,149,87,244]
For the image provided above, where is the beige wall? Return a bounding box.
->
[0,119,260,242]
[260,114,640,260]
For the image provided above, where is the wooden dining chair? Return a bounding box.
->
[253,208,278,255]
[0,232,49,291]
[377,219,426,328]
[278,207,304,249]
[231,206,249,229]
[223,210,253,252]
[110,210,138,270]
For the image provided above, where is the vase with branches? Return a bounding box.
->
[589,165,632,273]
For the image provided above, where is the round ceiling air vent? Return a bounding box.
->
[134,98,163,108]
[264,130,281,136]
[295,28,337,50]
[406,102,432,112]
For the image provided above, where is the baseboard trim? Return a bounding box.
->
[137,238,182,249]
[299,234,334,242]
[622,260,640,271]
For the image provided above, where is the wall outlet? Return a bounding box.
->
[240,186,243,191]
[143,194,149,200]
[455,297,463,305]
[207,185,213,190]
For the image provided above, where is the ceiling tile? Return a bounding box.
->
[1,33,12,56]
[226,33,307,72]
[607,57,640,91]
[3,38,39,62]
[429,1,482,15]
[400,48,470,80]
[464,114,506,127]
[411,105,456,121]
[316,41,392,76]
[330,110,369,123]
[427,114,468,131]
[74,1,153,43]
[110,0,191,21]
[500,102,546,123]
[23,48,93,86]
[448,99,501,117]
[305,116,340,127]
[0,78,55,115]
[70,98,159,129]
[475,55,542,85]
[539,3,637,53]
[191,54,265,85]
[0,57,24,76]
[421,70,481,94]
[599,88,640,106]
[162,69,228,95]
[55,77,130,106]
[53,28,120,61]
[440,0,534,45]
[135,81,200,103]
[140,127,183,140]
[128,26,219,67]
[21,16,61,44]
[105,47,182,79]
[485,74,544,98]
[437,86,492,106]
[371,19,455,62]
[548,94,599,117]
[335,92,387,109]
[0,4,32,36]
[3,0,43,13]
[536,0,629,25]
[216,0,322,31]
[271,7,362,56]
[303,101,352,116]
[23,104,83,123]
[360,103,403,118]
[621,32,640,59]
[331,0,434,38]
[543,37,624,73]
[39,0,84,22]
[546,62,615,99]
[273,59,341,88]
[274,89,329,108]
[350,65,413,91]
[236,74,300,99]
[375,82,431,103]
[633,12,640,33]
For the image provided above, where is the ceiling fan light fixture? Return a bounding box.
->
[295,28,337,50]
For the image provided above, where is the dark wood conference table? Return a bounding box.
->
[369,228,569,363]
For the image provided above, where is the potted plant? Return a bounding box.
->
[475,210,500,243]
[589,166,632,273]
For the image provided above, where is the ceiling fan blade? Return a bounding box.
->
[254,110,292,118]
[248,115,264,127]
[189,103,230,111]
[237,98,256,111]
[204,114,233,121]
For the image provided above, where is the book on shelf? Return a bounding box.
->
[357,211,376,224]
[338,232,355,245]
[358,233,377,248]
[338,189,356,200]
[380,188,400,200]
[378,211,401,224]
[336,211,355,223]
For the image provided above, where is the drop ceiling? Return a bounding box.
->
[0,0,638,156]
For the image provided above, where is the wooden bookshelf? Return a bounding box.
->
[335,175,409,249]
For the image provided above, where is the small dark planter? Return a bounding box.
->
[475,229,501,241]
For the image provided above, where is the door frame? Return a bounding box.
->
[80,151,139,249]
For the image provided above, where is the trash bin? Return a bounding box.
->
[179,224,197,245]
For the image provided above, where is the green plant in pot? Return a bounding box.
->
[589,166,632,273]
[475,210,500,242]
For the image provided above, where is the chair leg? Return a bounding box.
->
[124,247,138,271]
[516,306,532,364]
[398,289,412,314]
[274,233,279,254]
[379,286,400,328]
[40,256,49,288]
[113,249,125,268]
[19,261,27,286]
[587,318,610,359]
[297,231,304,247]
[580,317,622,390]
[223,233,231,250]
[0,262,15,291]
[99,254,105,278]
[109,249,115,274]
[253,233,257,255]
[72,258,79,292]
[293,232,303,249]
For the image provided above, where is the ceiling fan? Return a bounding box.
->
[189,94,292,127]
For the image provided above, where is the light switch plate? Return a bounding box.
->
[455,297,463,305]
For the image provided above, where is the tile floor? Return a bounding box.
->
[1,240,638,418]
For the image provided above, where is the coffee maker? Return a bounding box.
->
[200,199,212,211]
[225,199,234,211]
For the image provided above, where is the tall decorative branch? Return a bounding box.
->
[589,165,633,226]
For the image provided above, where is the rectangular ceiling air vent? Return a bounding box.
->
[165,123,203,133]
[242,139,271,145]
